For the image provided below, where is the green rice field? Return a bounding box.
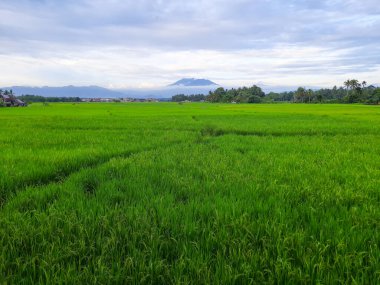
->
[0,103,379,284]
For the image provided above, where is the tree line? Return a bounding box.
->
[0,91,82,106]
[172,79,380,104]
[172,94,207,102]
[16,95,82,103]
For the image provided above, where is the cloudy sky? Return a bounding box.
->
[1,0,379,89]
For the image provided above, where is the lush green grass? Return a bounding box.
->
[0,103,379,284]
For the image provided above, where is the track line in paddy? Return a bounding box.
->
[0,139,187,208]
[199,126,375,137]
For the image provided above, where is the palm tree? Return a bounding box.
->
[350,79,360,90]
[344,79,351,97]
[344,79,364,103]
[344,79,361,95]
[295,87,306,103]
[307,89,313,103]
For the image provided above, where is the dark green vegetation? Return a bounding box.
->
[0,103,379,284]
[173,80,380,104]
[17,94,82,103]
[172,94,207,102]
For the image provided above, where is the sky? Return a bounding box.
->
[1,0,379,89]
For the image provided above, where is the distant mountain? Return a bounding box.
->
[2,85,219,99]
[3,86,124,98]
[169,78,218,87]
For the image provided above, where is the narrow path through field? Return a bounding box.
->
[0,139,187,208]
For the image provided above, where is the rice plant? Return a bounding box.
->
[0,103,379,284]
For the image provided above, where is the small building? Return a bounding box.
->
[1,94,12,107]
[0,94,27,107]
[14,99,27,107]
[146,98,159,102]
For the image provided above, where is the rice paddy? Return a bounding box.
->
[0,103,379,284]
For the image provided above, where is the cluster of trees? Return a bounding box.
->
[0,89,15,96]
[172,79,380,104]
[17,95,81,103]
[172,86,265,103]
[291,81,379,104]
[207,86,265,103]
[172,94,206,102]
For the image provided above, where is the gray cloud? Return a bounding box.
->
[2,0,378,49]
[0,0,379,87]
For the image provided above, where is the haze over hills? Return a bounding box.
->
[4,79,375,99]
[118,78,220,98]
[2,86,124,98]
[2,78,220,99]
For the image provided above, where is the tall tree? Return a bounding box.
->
[344,79,351,97]
[307,89,313,103]
[294,87,307,103]
[349,79,360,90]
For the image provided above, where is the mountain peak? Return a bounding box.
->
[169,78,218,87]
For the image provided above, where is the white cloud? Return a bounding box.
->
[0,0,379,88]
